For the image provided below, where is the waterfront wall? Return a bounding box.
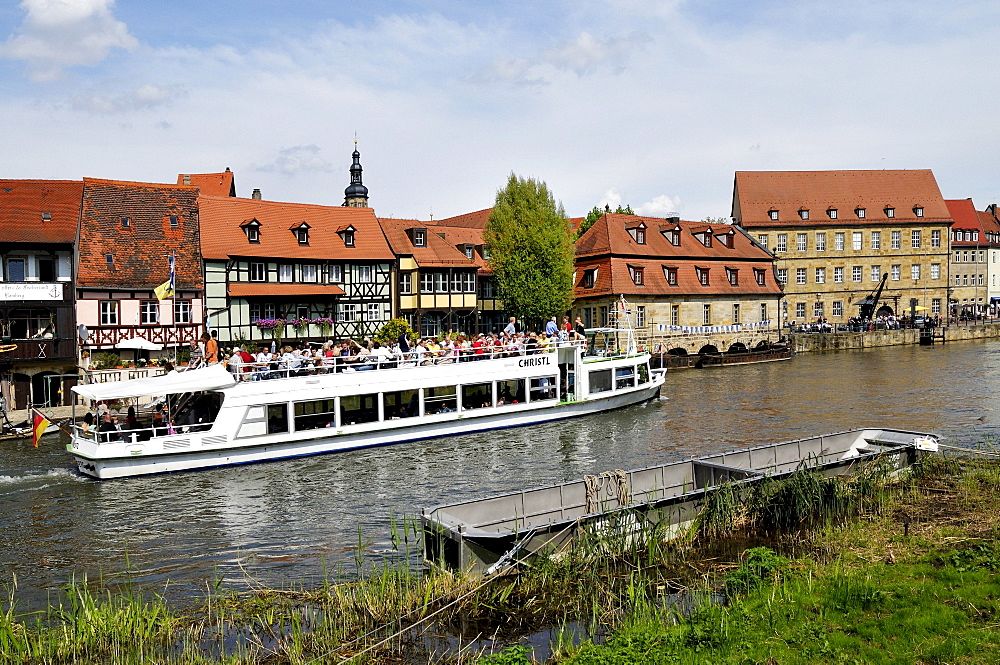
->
[792,323,1000,353]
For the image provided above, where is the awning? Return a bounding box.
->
[115,336,163,351]
[227,283,346,297]
[73,364,236,401]
[911,306,929,311]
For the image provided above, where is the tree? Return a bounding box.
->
[577,203,635,238]
[485,173,575,326]
[701,216,731,224]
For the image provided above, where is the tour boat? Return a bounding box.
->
[68,338,665,479]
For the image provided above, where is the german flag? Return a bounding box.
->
[32,411,51,448]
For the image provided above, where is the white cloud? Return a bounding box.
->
[597,188,622,210]
[636,195,682,218]
[71,83,183,114]
[542,31,649,76]
[0,0,137,81]
[253,145,335,176]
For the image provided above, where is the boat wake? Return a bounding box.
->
[0,467,86,492]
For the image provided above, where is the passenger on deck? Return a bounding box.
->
[98,412,121,442]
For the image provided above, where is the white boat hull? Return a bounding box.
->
[70,381,662,479]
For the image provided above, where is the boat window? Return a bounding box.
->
[462,382,493,410]
[384,389,420,419]
[496,379,525,406]
[267,404,289,434]
[529,376,557,402]
[615,367,636,390]
[638,363,650,384]
[424,386,456,414]
[340,393,379,425]
[589,369,612,394]
[294,398,337,431]
[238,403,288,438]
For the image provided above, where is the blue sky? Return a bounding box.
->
[2,0,999,221]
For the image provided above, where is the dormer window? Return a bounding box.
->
[726,268,738,286]
[463,245,474,259]
[482,244,491,259]
[169,215,179,228]
[798,209,809,220]
[413,228,426,247]
[720,231,735,249]
[695,230,711,247]
[105,254,115,270]
[884,206,895,218]
[41,212,51,222]
[768,209,779,221]
[696,267,710,286]
[914,205,924,218]
[241,218,261,243]
[338,224,356,247]
[121,216,131,228]
[856,207,866,219]
[628,222,647,244]
[291,223,310,245]
[662,227,681,246]
[664,266,678,286]
[629,265,644,286]
[754,268,766,286]
[827,208,838,219]
[582,268,597,289]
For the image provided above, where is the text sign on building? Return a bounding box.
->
[0,283,64,301]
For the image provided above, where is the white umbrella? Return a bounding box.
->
[115,336,163,351]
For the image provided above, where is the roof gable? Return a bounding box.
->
[0,179,82,243]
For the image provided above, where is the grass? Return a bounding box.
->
[2,453,1000,663]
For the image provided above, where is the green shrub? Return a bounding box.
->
[90,352,122,370]
[478,644,532,664]
[723,547,789,597]
[374,318,416,345]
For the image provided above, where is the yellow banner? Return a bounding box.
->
[154,280,175,301]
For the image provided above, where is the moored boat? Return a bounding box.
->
[68,338,665,479]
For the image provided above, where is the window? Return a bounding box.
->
[760,302,767,321]
[796,302,806,318]
[169,215,179,228]
[37,257,54,282]
[278,264,294,283]
[344,230,355,247]
[911,264,921,280]
[666,229,681,246]
[399,272,412,294]
[980,250,985,262]
[962,274,968,286]
[529,377,558,402]
[464,245,474,259]
[769,209,779,220]
[293,227,307,245]
[776,234,787,252]
[120,216,130,228]
[727,268,738,286]
[295,398,339,431]
[911,230,921,249]
[914,206,924,218]
[813,301,824,317]
[329,264,343,282]
[174,299,192,324]
[452,272,463,292]
[358,265,372,282]
[955,274,962,286]
[301,265,317,283]
[777,268,787,285]
[871,266,881,282]
[816,232,826,251]
[835,232,845,251]
[100,300,118,325]
[105,254,114,270]
[264,303,276,319]
[732,303,740,324]
[891,231,901,249]
[367,303,381,322]
[414,229,426,247]
[754,268,766,286]
[979,273,985,286]
[635,226,646,244]
[871,231,881,250]
[833,267,844,283]
[246,225,260,243]
[420,272,434,293]
[462,272,477,292]
[703,304,711,325]
[797,233,807,251]
[5,258,25,282]
[589,370,612,394]
[796,268,806,285]
[856,207,866,219]
[497,378,526,404]
[853,266,862,282]
[670,304,679,326]
[340,394,379,425]
[636,305,646,328]
[932,298,941,315]
[249,262,265,282]
[832,301,843,317]
[698,232,712,248]
[664,267,678,286]
[885,207,895,218]
[852,232,862,251]
[757,234,768,250]
[815,267,825,284]
[140,300,158,325]
[828,208,838,219]
[799,209,809,220]
[41,212,51,222]
[890,265,900,281]
[930,263,940,279]
[697,267,710,286]
[631,267,644,286]
[582,269,596,289]
[338,303,359,322]
[434,272,447,293]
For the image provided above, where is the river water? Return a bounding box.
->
[3,340,999,610]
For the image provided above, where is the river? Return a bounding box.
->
[2,340,999,610]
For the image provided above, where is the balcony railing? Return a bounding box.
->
[0,338,75,362]
[84,325,202,349]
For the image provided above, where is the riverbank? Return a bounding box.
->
[792,321,1000,353]
[3,448,999,664]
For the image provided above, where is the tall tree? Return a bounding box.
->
[577,203,635,238]
[485,173,575,326]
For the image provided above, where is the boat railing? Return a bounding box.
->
[73,419,212,443]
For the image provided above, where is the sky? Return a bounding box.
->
[1,0,999,222]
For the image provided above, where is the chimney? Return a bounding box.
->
[252,188,262,200]
[182,174,191,185]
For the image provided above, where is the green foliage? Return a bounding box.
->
[374,318,416,346]
[485,173,576,325]
[577,204,635,239]
[723,547,789,597]
[90,352,122,370]
[700,216,730,224]
[478,644,532,664]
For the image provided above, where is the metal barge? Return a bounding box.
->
[422,428,938,574]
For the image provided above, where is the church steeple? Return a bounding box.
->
[343,138,369,207]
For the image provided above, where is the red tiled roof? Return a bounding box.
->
[177,170,235,197]
[432,208,491,229]
[378,217,479,268]
[978,209,1000,238]
[733,170,951,227]
[574,257,781,298]
[198,195,393,261]
[420,223,492,272]
[78,178,203,289]
[228,283,345,297]
[946,199,990,247]
[0,179,82,243]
